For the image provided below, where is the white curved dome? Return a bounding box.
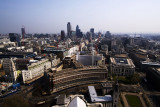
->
[68,96,87,107]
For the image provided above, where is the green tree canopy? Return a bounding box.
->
[2,94,30,107]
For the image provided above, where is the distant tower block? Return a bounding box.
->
[67,22,72,38]
[21,27,26,36]
[90,28,94,33]
[21,26,26,46]
[90,28,95,38]
[61,30,65,41]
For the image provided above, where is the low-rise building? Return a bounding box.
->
[146,67,160,91]
[76,54,105,66]
[88,86,113,107]
[68,45,79,56]
[2,58,17,82]
[110,57,135,76]
[141,61,160,72]
[41,47,68,61]
[22,58,60,84]
[45,67,108,94]
[53,95,88,107]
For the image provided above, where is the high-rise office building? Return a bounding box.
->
[76,25,83,38]
[76,25,79,32]
[90,28,94,34]
[21,27,25,46]
[105,31,111,38]
[90,28,95,38]
[9,33,21,46]
[67,22,72,38]
[86,32,92,42]
[21,27,26,36]
[61,30,65,40]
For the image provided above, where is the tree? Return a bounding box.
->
[2,94,30,107]
[126,73,140,84]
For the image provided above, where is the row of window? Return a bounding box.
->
[54,70,106,79]
[28,60,50,70]
[112,68,134,74]
[53,77,99,92]
[53,73,105,84]
[23,63,51,82]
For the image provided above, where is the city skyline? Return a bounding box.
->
[0,0,160,34]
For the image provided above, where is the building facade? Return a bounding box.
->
[67,22,72,38]
[110,57,135,76]
[9,33,21,46]
[45,67,108,93]
[2,58,17,82]
[22,58,60,84]
[146,67,160,91]
[61,30,65,41]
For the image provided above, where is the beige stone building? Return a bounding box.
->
[110,57,135,76]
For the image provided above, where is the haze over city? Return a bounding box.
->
[0,0,160,34]
[2,0,160,107]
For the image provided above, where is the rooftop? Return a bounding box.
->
[141,61,160,66]
[157,68,160,72]
[0,82,13,91]
[68,96,87,107]
[88,86,112,102]
[139,49,147,53]
[115,58,128,64]
[151,68,160,76]
[110,57,135,68]
[114,54,128,58]
[44,47,66,52]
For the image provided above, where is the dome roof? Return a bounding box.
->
[68,96,87,107]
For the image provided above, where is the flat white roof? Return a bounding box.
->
[29,60,38,63]
[88,86,112,102]
[141,61,160,66]
[88,86,97,97]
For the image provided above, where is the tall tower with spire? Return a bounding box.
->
[112,81,119,107]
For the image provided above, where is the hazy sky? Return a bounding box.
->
[0,0,160,34]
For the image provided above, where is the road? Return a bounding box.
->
[138,72,160,107]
